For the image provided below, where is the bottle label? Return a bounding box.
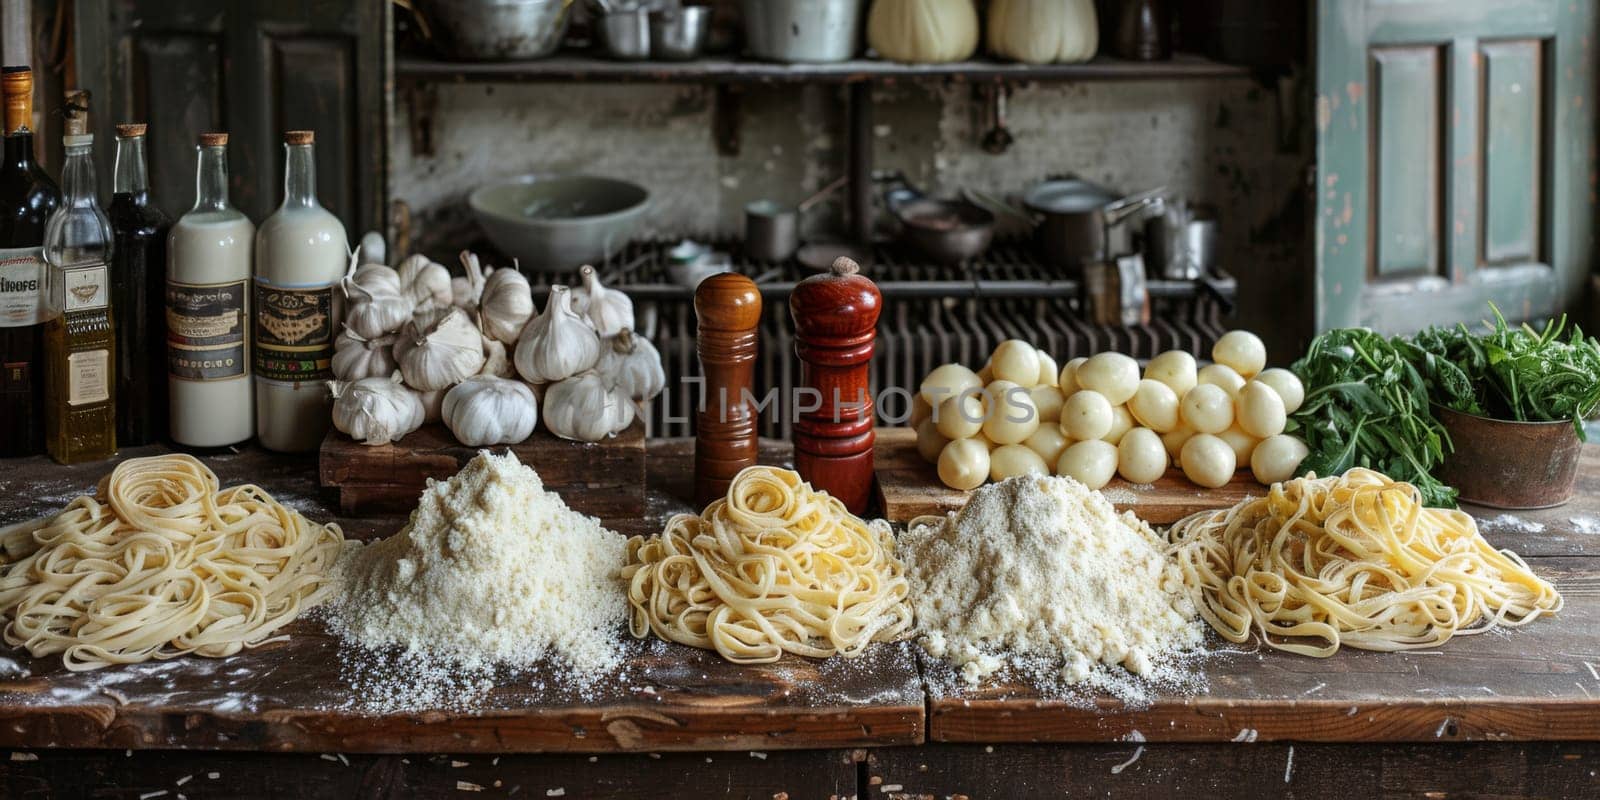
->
[0,246,47,326]
[168,279,247,382]
[61,263,109,313]
[66,349,109,406]
[253,281,334,382]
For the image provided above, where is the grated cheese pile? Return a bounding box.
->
[325,451,628,675]
[901,474,1204,688]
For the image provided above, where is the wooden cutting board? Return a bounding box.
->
[874,426,1259,525]
[319,422,646,519]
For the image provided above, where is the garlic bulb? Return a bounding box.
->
[443,375,538,446]
[332,328,399,381]
[453,250,490,313]
[479,260,535,345]
[597,328,665,403]
[479,335,515,379]
[543,372,634,442]
[417,387,446,424]
[396,253,453,308]
[573,264,634,337]
[410,299,454,331]
[330,373,425,446]
[359,231,387,265]
[514,285,600,384]
[394,307,487,391]
[343,277,412,339]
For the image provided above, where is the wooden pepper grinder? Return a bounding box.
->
[693,272,763,508]
[789,257,882,514]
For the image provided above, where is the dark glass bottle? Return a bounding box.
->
[108,124,171,446]
[0,66,61,457]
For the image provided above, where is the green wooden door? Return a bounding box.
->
[1314,0,1596,333]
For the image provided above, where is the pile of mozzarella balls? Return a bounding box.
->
[911,331,1310,492]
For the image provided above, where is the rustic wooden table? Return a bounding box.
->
[2,441,1599,798]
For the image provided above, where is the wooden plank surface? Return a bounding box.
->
[924,447,1600,745]
[874,426,1259,525]
[318,422,646,519]
[0,439,922,754]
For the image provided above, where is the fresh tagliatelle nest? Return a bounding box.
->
[0,455,346,671]
[622,466,913,663]
[1165,467,1563,656]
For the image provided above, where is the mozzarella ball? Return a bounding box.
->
[1117,427,1168,484]
[1213,330,1267,379]
[1029,384,1065,423]
[1058,356,1087,393]
[1216,424,1260,464]
[1144,350,1199,396]
[1238,380,1288,438]
[1255,368,1305,415]
[910,393,934,429]
[991,340,1041,387]
[1060,389,1114,441]
[1180,434,1237,489]
[1251,434,1310,485]
[1127,379,1180,433]
[1180,383,1234,434]
[1102,404,1135,445]
[1162,421,1195,459]
[920,363,982,408]
[1197,363,1246,399]
[1056,439,1119,490]
[983,380,1041,445]
[1037,350,1060,388]
[991,444,1049,481]
[938,438,991,490]
[935,391,986,440]
[915,418,950,463]
[1076,352,1140,405]
[1023,426,1070,465]
[973,430,997,450]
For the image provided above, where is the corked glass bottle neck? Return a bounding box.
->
[281,142,319,210]
[112,133,149,198]
[192,145,231,213]
[60,137,98,209]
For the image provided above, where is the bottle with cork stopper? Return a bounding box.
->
[109,121,171,446]
[693,271,762,508]
[168,131,254,448]
[253,129,346,452]
[788,256,881,513]
[43,89,116,463]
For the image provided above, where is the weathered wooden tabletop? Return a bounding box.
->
[1,439,1599,798]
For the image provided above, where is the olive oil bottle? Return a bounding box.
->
[43,91,115,463]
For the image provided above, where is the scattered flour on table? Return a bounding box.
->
[1568,515,1600,535]
[321,450,629,704]
[1479,513,1545,534]
[900,474,1207,703]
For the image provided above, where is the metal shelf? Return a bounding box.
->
[396,53,1251,85]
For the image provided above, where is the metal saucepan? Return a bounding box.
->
[883,178,995,265]
[1013,178,1166,275]
[744,176,848,262]
[407,0,575,61]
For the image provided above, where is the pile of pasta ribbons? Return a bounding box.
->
[1166,468,1562,656]
[623,466,912,663]
[0,454,346,671]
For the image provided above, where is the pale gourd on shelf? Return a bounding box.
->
[868,0,981,64]
[331,328,399,382]
[573,264,634,337]
[394,307,487,391]
[544,372,634,442]
[516,285,601,383]
[477,256,535,345]
[988,0,1098,65]
[330,372,425,446]
[443,375,538,446]
[597,328,666,405]
[396,253,454,309]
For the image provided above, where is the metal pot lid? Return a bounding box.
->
[1023,179,1119,214]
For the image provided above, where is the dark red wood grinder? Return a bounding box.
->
[693,272,764,508]
[789,257,881,514]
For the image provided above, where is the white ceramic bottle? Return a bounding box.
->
[252,130,346,452]
[167,132,253,448]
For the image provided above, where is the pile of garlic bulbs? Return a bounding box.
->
[913,331,1310,492]
[329,235,665,446]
